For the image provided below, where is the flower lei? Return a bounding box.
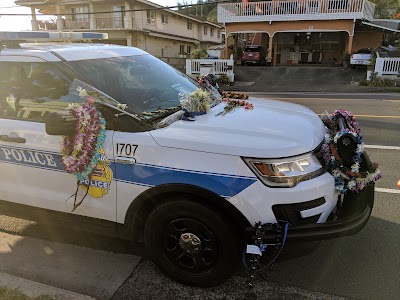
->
[217,98,254,116]
[221,91,249,100]
[321,109,382,194]
[61,101,106,181]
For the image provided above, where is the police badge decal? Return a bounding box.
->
[79,149,113,198]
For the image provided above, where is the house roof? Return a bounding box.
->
[362,19,400,33]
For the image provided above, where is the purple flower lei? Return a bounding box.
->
[61,102,106,181]
[321,110,382,194]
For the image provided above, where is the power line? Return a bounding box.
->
[0,1,227,16]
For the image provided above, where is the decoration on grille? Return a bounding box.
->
[244,222,289,288]
[320,109,382,194]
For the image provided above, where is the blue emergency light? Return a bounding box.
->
[0,31,108,41]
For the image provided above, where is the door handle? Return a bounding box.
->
[0,135,26,143]
[116,157,136,164]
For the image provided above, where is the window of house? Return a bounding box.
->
[71,7,89,22]
[210,28,214,37]
[187,22,193,30]
[179,45,185,53]
[147,10,156,25]
[204,26,208,35]
[161,13,169,24]
[217,30,221,39]
[113,6,125,28]
[187,46,192,54]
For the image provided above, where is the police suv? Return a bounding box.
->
[0,32,375,287]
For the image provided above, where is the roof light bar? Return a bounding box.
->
[0,31,108,41]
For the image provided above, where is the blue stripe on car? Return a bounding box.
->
[0,145,256,197]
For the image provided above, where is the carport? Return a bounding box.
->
[272,31,348,65]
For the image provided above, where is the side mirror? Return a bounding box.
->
[45,111,76,136]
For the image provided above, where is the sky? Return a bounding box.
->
[0,0,195,31]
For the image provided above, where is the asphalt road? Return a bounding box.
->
[1,93,399,300]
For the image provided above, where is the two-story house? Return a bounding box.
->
[218,0,399,65]
[15,0,223,60]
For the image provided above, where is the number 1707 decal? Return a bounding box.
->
[116,143,138,158]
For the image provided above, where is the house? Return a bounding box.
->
[218,0,400,65]
[15,0,223,61]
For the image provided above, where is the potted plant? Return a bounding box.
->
[190,48,209,59]
[179,51,187,58]
[342,52,351,68]
[367,55,376,81]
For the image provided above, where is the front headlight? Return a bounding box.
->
[242,153,325,188]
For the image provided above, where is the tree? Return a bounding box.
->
[370,0,399,18]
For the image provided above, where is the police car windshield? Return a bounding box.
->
[66,54,199,115]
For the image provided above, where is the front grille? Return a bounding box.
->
[272,197,326,226]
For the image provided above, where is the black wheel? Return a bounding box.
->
[350,65,356,69]
[144,198,240,287]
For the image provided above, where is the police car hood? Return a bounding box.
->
[150,98,325,158]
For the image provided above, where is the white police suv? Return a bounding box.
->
[0,31,375,287]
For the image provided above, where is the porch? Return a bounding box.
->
[218,0,376,23]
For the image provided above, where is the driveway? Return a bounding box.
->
[230,65,369,92]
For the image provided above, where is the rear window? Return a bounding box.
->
[244,47,261,52]
[356,48,372,54]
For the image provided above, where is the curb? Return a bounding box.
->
[0,272,95,300]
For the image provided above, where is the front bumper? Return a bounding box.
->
[247,184,374,241]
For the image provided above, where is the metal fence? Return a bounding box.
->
[374,57,400,77]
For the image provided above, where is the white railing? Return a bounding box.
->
[186,59,235,82]
[218,0,375,23]
[374,57,400,77]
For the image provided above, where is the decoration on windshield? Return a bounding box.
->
[179,89,211,121]
[221,91,249,100]
[61,97,110,211]
[217,98,254,116]
[321,109,382,194]
[197,74,252,116]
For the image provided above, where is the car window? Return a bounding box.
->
[66,54,202,114]
[356,48,372,54]
[0,62,83,122]
[244,47,260,52]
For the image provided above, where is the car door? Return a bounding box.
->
[0,58,116,221]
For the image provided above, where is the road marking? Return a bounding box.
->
[376,188,400,194]
[267,97,400,102]
[354,114,400,119]
[317,114,400,119]
[269,97,376,101]
[365,145,400,150]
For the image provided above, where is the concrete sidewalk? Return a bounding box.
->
[0,231,141,299]
[0,272,95,300]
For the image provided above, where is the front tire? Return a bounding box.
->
[144,198,240,287]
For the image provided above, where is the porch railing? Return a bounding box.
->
[218,0,375,23]
[374,57,400,77]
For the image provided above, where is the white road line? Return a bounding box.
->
[365,145,400,150]
[376,188,400,194]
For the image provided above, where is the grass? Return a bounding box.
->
[0,287,60,300]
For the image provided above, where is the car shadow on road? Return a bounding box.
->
[110,214,400,300]
[1,196,399,300]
